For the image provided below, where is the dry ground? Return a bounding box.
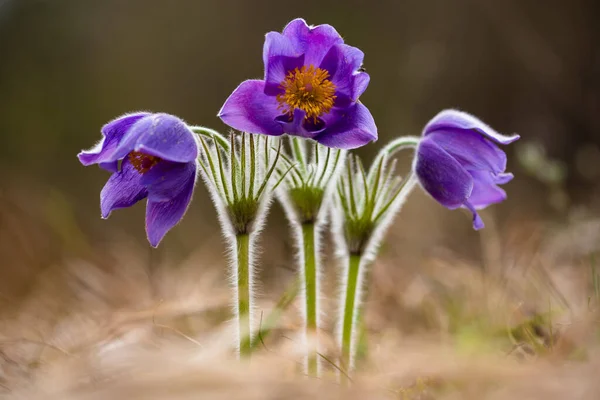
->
[1,194,599,400]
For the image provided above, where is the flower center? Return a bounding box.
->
[129,151,160,174]
[276,65,337,122]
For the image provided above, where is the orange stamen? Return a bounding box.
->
[276,65,337,122]
[129,151,160,174]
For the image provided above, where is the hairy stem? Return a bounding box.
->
[236,233,251,358]
[341,253,362,377]
[302,223,318,376]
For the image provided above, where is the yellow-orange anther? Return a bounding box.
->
[277,65,337,122]
[129,151,160,174]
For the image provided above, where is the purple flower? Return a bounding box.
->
[78,112,199,247]
[414,110,520,230]
[218,18,377,150]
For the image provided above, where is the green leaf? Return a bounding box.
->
[256,139,282,199]
[249,134,256,199]
[215,143,232,204]
[190,126,230,151]
[230,134,239,202]
[346,156,358,218]
[241,133,247,199]
[198,135,223,198]
[316,147,332,187]
[292,137,307,172]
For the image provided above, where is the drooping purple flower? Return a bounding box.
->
[414,109,520,230]
[78,112,199,246]
[218,18,377,150]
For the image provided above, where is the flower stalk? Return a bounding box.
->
[334,136,419,376]
[340,253,361,371]
[193,127,286,357]
[302,222,318,374]
[277,138,345,376]
[236,233,251,356]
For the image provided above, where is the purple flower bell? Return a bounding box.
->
[218,18,377,150]
[414,110,520,230]
[78,112,199,246]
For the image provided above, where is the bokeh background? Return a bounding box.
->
[1,0,600,298]
[1,2,600,397]
[2,1,600,228]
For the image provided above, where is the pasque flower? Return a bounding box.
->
[414,110,520,230]
[78,112,199,246]
[218,18,377,150]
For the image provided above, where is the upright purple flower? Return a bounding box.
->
[414,110,520,230]
[78,112,199,246]
[218,18,377,150]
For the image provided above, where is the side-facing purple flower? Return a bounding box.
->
[414,109,520,230]
[78,112,199,246]
[218,18,377,150]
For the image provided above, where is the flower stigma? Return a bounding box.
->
[129,151,160,174]
[277,65,337,122]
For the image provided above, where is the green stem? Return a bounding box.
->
[341,253,362,377]
[236,233,251,358]
[302,223,318,376]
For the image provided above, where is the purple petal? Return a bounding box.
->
[140,160,197,202]
[426,130,507,174]
[332,72,370,109]
[263,31,300,68]
[78,112,149,167]
[352,73,370,102]
[494,172,514,184]
[463,201,485,230]
[275,108,325,138]
[415,137,474,209]
[100,157,148,218]
[281,18,344,67]
[78,139,108,166]
[99,161,119,173]
[121,114,198,163]
[319,44,364,82]
[262,28,304,88]
[319,44,369,106]
[145,171,196,247]
[424,109,520,145]
[264,54,305,95]
[218,80,284,136]
[101,112,151,137]
[313,102,377,149]
[467,170,511,209]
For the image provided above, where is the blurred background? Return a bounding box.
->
[2,0,600,251]
[1,1,600,397]
[2,0,600,304]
